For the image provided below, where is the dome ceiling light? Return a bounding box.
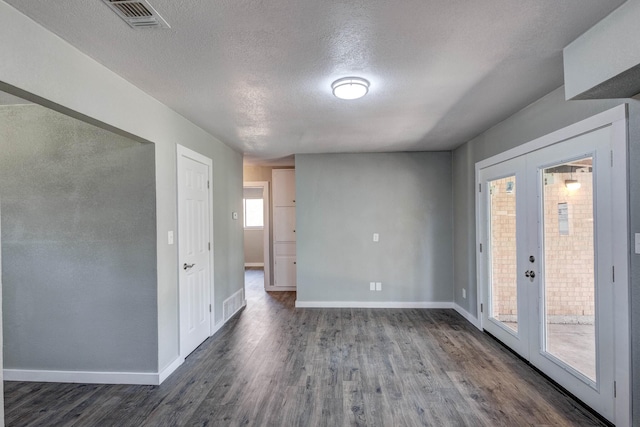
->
[331,77,370,100]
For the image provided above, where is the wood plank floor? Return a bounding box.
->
[4,269,606,426]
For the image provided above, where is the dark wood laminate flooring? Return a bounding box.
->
[4,269,606,426]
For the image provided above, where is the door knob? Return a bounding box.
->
[525,270,535,278]
[183,263,195,270]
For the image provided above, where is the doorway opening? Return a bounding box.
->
[242,182,270,288]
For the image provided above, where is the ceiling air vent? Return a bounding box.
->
[102,0,170,29]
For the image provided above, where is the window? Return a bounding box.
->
[243,198,264,228]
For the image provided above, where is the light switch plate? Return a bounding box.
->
[373,233,379,242]
[635,233,640,254]
[168,231,174,245]
[370,282,376,291]
[375,282,382,291]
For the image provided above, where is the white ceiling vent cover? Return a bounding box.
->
[102,0,170,29]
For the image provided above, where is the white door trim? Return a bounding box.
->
[243,181,271,288]
[475,104,629,426]
[176,144,215,359]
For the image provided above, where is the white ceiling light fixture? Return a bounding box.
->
[332,77,370,100]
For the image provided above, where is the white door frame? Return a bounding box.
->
[243,181,271,288]
[176,144,215,358]
[475,104,630,426]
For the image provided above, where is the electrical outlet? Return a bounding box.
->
[370,282,376,291]
[167,231,174,245]
[462,288,466,299]
[375,282,382,291]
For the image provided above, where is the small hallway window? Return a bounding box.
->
[243,199,264,228]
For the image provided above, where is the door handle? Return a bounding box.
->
[183,263,195,270]
[525,270,535,279]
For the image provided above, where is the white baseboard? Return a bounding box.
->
[454,303,482,330]
[4,368,161,385]
[295,301,455,309]
[244,262,264,267]
[266,286,296,292]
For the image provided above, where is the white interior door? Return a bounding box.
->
[478,120,628,424]
[178,146,212,358]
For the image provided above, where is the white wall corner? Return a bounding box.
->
[158,356,184,385]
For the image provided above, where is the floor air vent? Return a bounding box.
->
[223,289,245,322]
[102,0,170,29]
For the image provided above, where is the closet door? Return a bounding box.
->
[273,169,296,207]
[273,207,296,242]
[272,169,296,288]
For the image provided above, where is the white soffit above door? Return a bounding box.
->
[4,0,626,162]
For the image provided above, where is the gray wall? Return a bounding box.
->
[0,104,157,372]
[452,86,640,417]
[296,152,452,303]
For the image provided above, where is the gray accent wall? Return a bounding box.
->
[0,104,157,372]
[452,86,640,418]
[296,152,452,303]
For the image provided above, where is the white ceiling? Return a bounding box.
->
[5,0,625,163]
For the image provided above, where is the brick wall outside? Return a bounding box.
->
[489,167,594,324]
[489,177,518,322]
[543,170,594,320]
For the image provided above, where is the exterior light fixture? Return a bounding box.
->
[565,179,581,190]
[331,77,370,100]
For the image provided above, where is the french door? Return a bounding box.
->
[478,116,628,424]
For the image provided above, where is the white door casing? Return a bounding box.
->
[475,105,630,426]
[177,145,213,358]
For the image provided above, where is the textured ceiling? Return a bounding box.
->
[5,0,625,162]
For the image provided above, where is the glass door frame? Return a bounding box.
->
[475,104,630,427]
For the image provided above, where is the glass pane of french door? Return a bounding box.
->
[541,157,596,381]
[489,176,518,332]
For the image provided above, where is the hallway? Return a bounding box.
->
[4,269,606,426]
